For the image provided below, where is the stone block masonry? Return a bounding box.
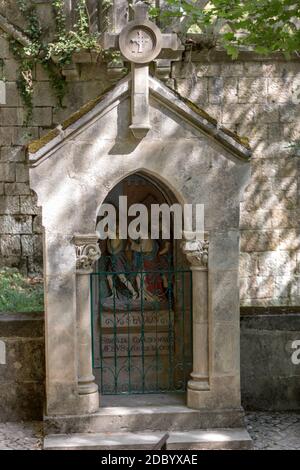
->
[172,54,300,307]
[0,312,44,421]
[0,24,300,305]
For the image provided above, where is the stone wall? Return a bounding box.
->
[0,312,44,421]
[241,310,300,410]
[0,24,300,306]
[0,28,110,276]
[171,52,300,307]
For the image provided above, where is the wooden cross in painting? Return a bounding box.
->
[103,1,181,138]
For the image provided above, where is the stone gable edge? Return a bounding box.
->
[27,74,252,164]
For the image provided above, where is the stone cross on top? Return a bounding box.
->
[103,1,181,138]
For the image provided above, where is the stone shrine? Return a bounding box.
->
[27,1,253,449]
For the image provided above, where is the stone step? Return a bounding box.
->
[44,405,246,434]
[44,428,253,450]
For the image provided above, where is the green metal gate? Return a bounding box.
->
[91,256,192,395]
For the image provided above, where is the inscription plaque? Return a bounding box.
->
[99,310,174,358]
[101,332,171,357]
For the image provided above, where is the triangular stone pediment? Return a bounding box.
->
[27,75,251,165]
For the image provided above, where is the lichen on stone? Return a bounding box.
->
[27,128,60,155]
[61,95,105,130]
[27,84,116,155]
[61,83,116,130]
[166,81,250,152]
[220,126,250,149]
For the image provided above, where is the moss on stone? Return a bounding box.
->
[220,126,250,150]
[183,97,218,126]
[61,83,116,130]
[27,79,250,156]
[27,128,60,155]
[28,84,117,155]
[166,82,250,151]
[61,95,104,130]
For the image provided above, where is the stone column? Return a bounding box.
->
[182,234,210,408]
[74,234,101,413]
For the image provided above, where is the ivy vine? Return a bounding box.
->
[9,0,105,125]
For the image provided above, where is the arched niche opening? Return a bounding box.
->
[91,172,193,397]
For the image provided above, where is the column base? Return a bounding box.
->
[187,387,209,409]
[78,389,100,414]
[78,375,98,395]
[188,377,210,391]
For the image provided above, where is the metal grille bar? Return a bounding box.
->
[91,259,192,395]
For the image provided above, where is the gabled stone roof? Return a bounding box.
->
[0,13,31,46]
[27,75,251,163]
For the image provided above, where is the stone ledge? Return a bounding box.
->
[44,428,253,450]
[44,405,245,434]
[0,311,44,337]
[240,309,300,331]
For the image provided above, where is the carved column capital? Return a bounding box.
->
[181,238,209,269]
[73,234,101,273]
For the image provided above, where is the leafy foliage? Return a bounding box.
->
[152,0,300,58]
[0,268,44,313]
[10,0,102,123]
[48,0,101,64]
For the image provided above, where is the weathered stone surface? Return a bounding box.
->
[267,77,297,104]
[20,195,39,215]
[0,162,15,182]
[12,127,39,146]
[0,382,44,421]
[0,215,32,234]
[4,82,23,106]
[16,163,29,182]
[0,107,24,126]
[32,82,57,107]
[0,127,14,145]
[4,182,31,195]
[238,78,267,103]
[175,78,208,106]
[33,215,43,233]
[0,313,44,421]
[241,230,279,252]
[3,59,19,81]
[0,422,43,449]
[0,195,19,214]
[209,77,238,104]
[44,401,245,434]
[257,251,296,276]
[21,234,43,257]
[0,146,26,162]
[43,428,253,450]
[0,235,21,256]
[241,313,300,410]
[31,107,53,127]
[0,37,11,58]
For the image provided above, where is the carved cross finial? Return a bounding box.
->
[133,1,149,21]
[102,1,182,139]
